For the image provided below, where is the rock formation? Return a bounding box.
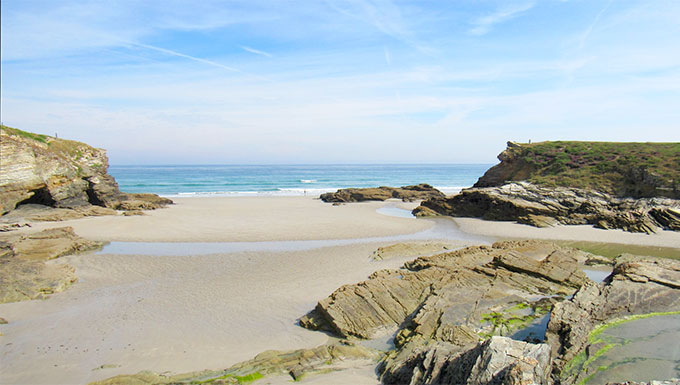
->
[0,125,171,217]
[0,227,104,303]
[299,241,592,384]
[414,182,680,233]
[474,141,679,199]
[91,340,382,384]
[320,184,444,203]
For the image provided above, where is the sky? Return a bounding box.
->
[1,0,679,165]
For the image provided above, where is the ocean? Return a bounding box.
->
[108,164,493,197]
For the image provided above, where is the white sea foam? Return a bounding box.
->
[300,179,317,183]
[434,186,467,195]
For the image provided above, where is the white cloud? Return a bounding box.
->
[240,46,273,58]
[469,2,535,36]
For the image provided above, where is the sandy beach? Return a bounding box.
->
[1,196,679,384]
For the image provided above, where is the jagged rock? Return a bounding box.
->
[0,126,172,217]
[415,182,680,233]
[91,341,382,385]
[320,184,445,203]
[301,241,586,343]
[545,256,680,384]
[380,337,551,385]
[0,227,104,303]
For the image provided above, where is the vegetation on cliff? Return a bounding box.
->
[475,141,679,198]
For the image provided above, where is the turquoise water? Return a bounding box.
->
[109,164,492,197]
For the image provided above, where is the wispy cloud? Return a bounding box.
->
[240,45,273,58]
[578,0,613,49]
[128,42,271,81]
[383,46,391,65]
[469,2,535,36]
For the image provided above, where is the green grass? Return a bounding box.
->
[1,124,48,143]
[500,141,680,198]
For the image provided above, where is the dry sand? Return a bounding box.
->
[1,196,679,384]
[18,196,432,242]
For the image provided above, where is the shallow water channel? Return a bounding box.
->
[98,206,493,255]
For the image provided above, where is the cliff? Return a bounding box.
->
[414,141,680,233]
[0,125,171,215]
[475,141,679,199]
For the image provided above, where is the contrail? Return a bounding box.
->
[129,42,270,80]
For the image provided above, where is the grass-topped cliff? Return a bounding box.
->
[475,141,680,198]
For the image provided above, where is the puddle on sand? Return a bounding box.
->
[376,206,415,219]
[580,313,680,385]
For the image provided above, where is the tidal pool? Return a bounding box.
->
[579,313,680,384]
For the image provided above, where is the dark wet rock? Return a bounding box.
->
[546,256,680,384]
[415,182,680,233]
[320,184,444,203]
[0,227,104,303]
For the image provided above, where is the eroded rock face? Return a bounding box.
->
[415,182,680,233]
[320,184,445,203]
[546,256,680,384]
[0,227,104,303]
[0,126,172,216]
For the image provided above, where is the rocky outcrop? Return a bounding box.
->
[92,340,382,384]
[0,125,171,216]
[300,241,586,340]
[415,182,680,233]
[320,184,445,203]
[380,337,552,385]
[546,255,680,384]
[474,141,679,199]
[0,227,104,303]
[298,241,594,384]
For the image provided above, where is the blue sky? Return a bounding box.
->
[2,0,679,164]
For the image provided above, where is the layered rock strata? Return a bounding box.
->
[320,184,445,203]
[0,126,171,216]
[414,182,680,233]
[299,241,591,384]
